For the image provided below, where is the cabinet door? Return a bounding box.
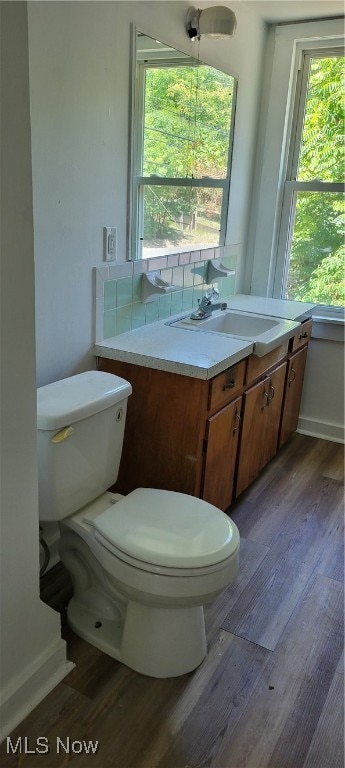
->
[202,396,242,511]
[279,346,308,448]
[262,362,287,465]
[236,363,287,497]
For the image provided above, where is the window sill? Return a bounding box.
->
[311,311,344,342]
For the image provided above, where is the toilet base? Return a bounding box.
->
[67,597,207,678]
[67,598,123,660]
[121,601,207,677]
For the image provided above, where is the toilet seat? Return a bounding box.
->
[87,488,239,573]
[91,531,237,577]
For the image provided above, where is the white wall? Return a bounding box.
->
[27,0,265,387]
[299,325,345,443]
[0,2,72,741]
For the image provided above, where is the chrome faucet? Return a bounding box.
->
[190,287,227,320]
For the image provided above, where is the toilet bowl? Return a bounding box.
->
[37,372,240,677]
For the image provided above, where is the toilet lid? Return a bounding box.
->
[91,488,239,569]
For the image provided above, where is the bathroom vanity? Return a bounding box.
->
[96,297,313,511]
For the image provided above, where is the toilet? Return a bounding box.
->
[37,371,239,678]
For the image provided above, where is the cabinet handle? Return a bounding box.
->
[223,377,235,390]
[288,367,296,386]
[268,383,275,400]
[233,409,241,434]
[261,390,270,410]
[299,331,309,340]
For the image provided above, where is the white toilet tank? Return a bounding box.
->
[37,371,132,521]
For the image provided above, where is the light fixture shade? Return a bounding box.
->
[199,6,237,38]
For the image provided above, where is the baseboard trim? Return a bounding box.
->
[297,417,344,444]
[0,639,74,742]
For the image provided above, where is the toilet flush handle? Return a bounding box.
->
[52,426,74,443]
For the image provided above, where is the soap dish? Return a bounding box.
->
[207,259,235,283]
[141,271,179,303]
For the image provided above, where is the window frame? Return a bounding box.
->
[247,19,344,317]
[128,46,237,260]
[274,47,344,307]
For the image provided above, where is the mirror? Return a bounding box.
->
[129,30,237,260]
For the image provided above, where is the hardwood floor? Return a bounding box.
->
[1,434,343,768]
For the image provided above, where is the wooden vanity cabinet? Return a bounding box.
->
[97,357,245,510]
[98,321,311,511]
[97,359,209,498]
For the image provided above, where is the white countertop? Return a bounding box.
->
[95,294,315,380]
[226,294,315,320]
[95,323,253,380]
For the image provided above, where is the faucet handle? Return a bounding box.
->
[205,286,220,301]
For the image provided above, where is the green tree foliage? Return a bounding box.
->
[287,191,344,298]
[294,245,345,304]
[287,55,344,306]
[298,56,344,183]
[141,63,234,245]
[143,64,233,178]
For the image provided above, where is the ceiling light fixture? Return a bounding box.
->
[186,5,237,41]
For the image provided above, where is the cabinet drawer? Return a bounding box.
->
[208,360,246,412]
[246,342,288,385]
[290,319,313,352]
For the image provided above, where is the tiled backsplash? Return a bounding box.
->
[94,245,239,342]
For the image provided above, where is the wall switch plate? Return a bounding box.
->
[103,226,117,261]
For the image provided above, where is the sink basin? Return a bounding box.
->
[183,311,281,337]
[168,309,301,356]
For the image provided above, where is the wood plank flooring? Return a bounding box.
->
[1,434,343,768]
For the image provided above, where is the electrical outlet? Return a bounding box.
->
[103,226,117,261]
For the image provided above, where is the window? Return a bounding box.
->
[277,50,344,307]
[130,35,236,259]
